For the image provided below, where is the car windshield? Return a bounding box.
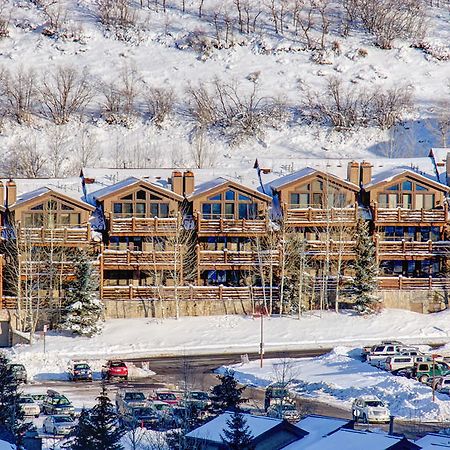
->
[125,393,145,401]
[54,416,72,423]
[111,362,126,368]
[158,393,176,400]
[443,380,450,385]
[366,401,384,407]
[11,365,25,372]
[55,397,71,406]
[19,398,34,404]
[191,392,208,400]
[133,408,154,417]
[75,364,90,370]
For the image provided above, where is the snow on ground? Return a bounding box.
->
[219,347,450,422]
[7,308,450,382]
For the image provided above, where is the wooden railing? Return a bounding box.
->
[101,249,182,269]
[197,249,280,268]
[19,261,77,276]
[378,276,450,290]
[17,224,91,245]
[305,240,356,258]
[372,205,448,224]
[196,215,268,236]
[284,205,358,226]
[101,285,279,302]
[377,240,450,258]
[110,217,179,235]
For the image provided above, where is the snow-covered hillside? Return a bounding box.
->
[0,0,448,176]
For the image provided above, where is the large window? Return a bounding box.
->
[201,189,259,220]
[112,189,170,218]
[377,181,435,209]
[289,179,349,208]
[23,199,81,228]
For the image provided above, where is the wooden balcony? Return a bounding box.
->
[19,261,77,279]
[197,249,280,270]
[284,205,358,227]
[372,205,448,225]
[305,240,356,260]
[101,249,182,270]
[378,276,450,290]
[376,240,450,259]
[196,215,268,236]
[101,285,279,303]
[17,224,92,246]
[109,217,179,236]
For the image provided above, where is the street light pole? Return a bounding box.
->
[260,312,264,368]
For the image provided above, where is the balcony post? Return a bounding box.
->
[242,218,246,232]
[398,275,402,290]
[397,207,401,222]
[308,207,312,222]
[196,245,201,285]
[428,240,433,254]
[220,217,224,232]
[224,248,228,264]
[127,249,131,265]
[429,275,432,290]
[87,222,91,241]
[219,284,223,301]
[129,284,133,300]
[132,217,136,232]
[402,239,405,253]
[154,216,158,232]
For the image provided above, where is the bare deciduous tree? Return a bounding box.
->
[189,128,217,168]
[0,0,10,38]
[40,66,93,124]
[46,126,71,177]
[97,0,137,28]
[42,0,68,36]
[372,85,413,129]
[145,86,175,127]
[0,67,37,124]
[1,139,47,178]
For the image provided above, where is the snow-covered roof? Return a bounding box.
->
[88,177,184,203]
[185,412,293,443]
[0,441,15,450]
[188,177,272,202]
[364,168,450,192]
[416,433,450,449]
[10,186,95,211]
[283,415,351,449]
[266,167,359,192]
[298,429,416,450]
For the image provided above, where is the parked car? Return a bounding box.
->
[183,391,211,410]
[267,402,300,422]
[7,363,27,384]
[435,376,450,394]
[42,390,75,416]
[68,362,93,382]
[351,396,390,424]
[415,361,450,383]
[152,390,179,406]
[367,345,419,368]
[43,415,76,435]
[120,406,159,430]
[18,396,40,418]
[30,394,46,413]
[362,341,404,360]
[116,390,147,413]
[102,360,128,381]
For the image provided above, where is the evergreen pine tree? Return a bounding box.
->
[60,250,103,336]
[69,383,124,450]
[348,218,380,313]
[210,370,247,414]
[221,410,255,450]
[0,354,28,447]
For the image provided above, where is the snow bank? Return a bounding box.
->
[8,308,450,382]
[220,348,450,422]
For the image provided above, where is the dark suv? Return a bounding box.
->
[42,390,75,416]
[68,362,93,382]
[8,364,27,384]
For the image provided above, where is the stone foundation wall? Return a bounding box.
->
[378,289,448,314]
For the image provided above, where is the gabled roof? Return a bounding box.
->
[188,177,272,202]
[185,412,307,445]
[364,168,450,192]
[300,429,419,450]
[90,177,184,202]
[415,432,450,448]
[10,187,95,211]
[267,168,360,193]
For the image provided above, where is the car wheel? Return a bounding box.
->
[420,375,429,383]
[35,414,39,418]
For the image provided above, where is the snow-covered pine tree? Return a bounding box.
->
[0,354,28,447]
[70,384,124,450]
[221,410,255,450]
[348,218,380,313]
[60,250,103,336]
[210,370,247,414]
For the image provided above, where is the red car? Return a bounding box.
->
[153,391,179,406]
[102,360,128,381]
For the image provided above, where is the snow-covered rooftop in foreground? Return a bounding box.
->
[416,433,450,449]
[185,412,284,443]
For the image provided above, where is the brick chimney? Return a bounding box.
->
[347,161,360,186]
[183,171,195,196]
[171,171,183,196]
[6,179,16,208]
[360,161,373,186]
